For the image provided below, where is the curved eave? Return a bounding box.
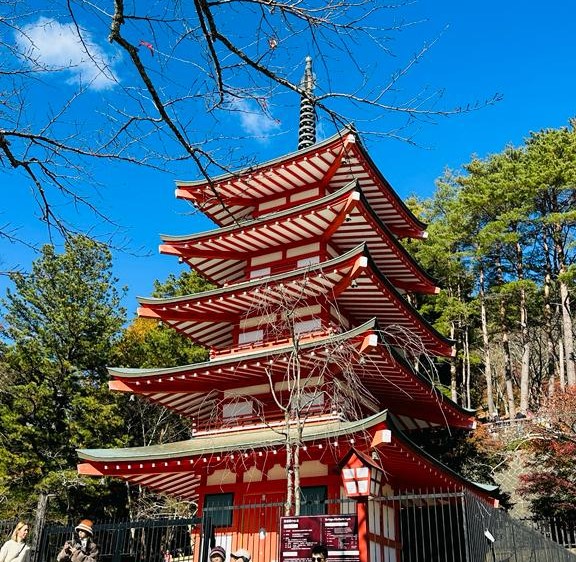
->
[175,128,426,238]
[76,410,496,507]
[374,416,498,507]
[110,318,380,380]
[360,340,474,430]
[161,181,439,294]
[109,319,470,430]
[79,410,388,464]
[77,412,388,502]
[138,244,453,356]
[108,319,380,423]
[338,136,428,238]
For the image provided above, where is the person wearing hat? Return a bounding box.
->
[57,519,99,562]
[230,548,251,562]
[209,546,227,562]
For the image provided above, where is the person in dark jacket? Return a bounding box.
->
[57,519,99,562]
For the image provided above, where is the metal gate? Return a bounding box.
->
[34,516,207,562]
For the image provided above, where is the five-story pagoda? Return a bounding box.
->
[78,58,498,562]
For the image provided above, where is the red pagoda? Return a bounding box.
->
[78,58,498,562]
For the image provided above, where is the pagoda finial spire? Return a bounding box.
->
[297,56,316,151]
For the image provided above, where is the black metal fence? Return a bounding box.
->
[529,518,576,551]
[34,517,202,562]
[3,490,576,562]
[463,492,576,562]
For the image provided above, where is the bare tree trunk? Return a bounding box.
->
[559,280,576,386]
[559,340,566,390]
[294,442,301,516]
[31,493,52,557]
[285,439,294,516]
[553,222,576,386]
[519,313,530,414]
[464,327,471,410]
[479,266,496,418]
[496,255,516,419]
[503,329,516,419]
[516,239,530,414]
[543,231,557,396]
[450,322,458,403]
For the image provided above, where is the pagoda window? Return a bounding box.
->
[222,399,254,421]
[238,329,264,345]
[294,317,322,336]
[285,304,327,337]
[203,492,234,527]
[297,255,320,268]
[297,391,324,412]
[250,267,271,279]
[237,314,276,347]
[300,485,327,516]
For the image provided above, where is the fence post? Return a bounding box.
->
[200,517,213,562]
[110,524,125,562]
[461,492,471,562]
[31,493,54,562]
[33,523,49,562]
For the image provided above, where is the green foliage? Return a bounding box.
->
[404,120,576,471]
[152,270,214,298]
[113,270,212,369]
[112,317,208,369]
[0,235,128,518]
[410,424,512,508]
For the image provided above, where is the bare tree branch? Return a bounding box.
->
[0,0,500,244]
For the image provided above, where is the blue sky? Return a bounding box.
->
[2,0,575,319]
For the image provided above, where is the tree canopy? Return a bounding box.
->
[0,235,127,518]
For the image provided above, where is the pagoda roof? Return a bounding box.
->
[78,411,387,502]
[108,319,474,430]
[77,410,497,506]
[138,244,453,356]
[175,128,427,238]
[160,181,439,294]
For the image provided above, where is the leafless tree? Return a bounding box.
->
[210,270,443,516]
[1,0,500,244]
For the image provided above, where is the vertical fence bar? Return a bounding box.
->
[13,494,576,562]
[200,516,213,562]
[460,492,470,562]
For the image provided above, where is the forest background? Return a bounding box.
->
[2,122,576,525]
[1,0,576,529]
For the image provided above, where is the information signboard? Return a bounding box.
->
[279,514,359,562]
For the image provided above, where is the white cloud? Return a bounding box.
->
[16,17,118,91]
[230,98,281,141]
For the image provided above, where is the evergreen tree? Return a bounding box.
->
[0,235,127,519]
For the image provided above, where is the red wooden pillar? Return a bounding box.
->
[357,499,369,562]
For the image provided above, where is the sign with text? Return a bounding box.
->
[280,514,359,562]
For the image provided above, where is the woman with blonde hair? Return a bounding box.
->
[0,521,31,562]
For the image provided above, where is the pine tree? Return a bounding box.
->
[0,235,127,518]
